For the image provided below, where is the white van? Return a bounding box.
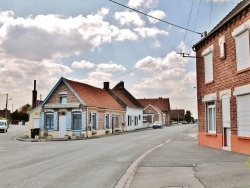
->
[0,120,8,133]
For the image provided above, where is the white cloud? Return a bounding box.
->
[97,62,126,72]
[147,10,166,24]
[86,71,113,85]
[116,29,138,41]
[115,11,144,26]
[134,27,169,38]
[72,60,95,69]
[0,58,72,111]
[128,0,157,9]
[135,56,162,73]
[131,41,197,116]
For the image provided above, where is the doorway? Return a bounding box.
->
[59,115,66,138]
[222,94,231,149]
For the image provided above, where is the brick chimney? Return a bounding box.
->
[118,81,124,89]
[104,82,109,90]
[32,80,37,109]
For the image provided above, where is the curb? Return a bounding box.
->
[115,138,172,188]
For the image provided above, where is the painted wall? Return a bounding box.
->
[125,107,143,131]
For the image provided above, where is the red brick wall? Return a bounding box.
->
[195,7,250,137]
[46,82,80,104]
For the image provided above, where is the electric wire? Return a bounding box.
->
[109,0,204,36]
[183,0,195,43]
[209,1,213,31]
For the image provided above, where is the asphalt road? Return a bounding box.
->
[0,124,193,188]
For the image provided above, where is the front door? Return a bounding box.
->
[59,116,66,138]
[222,94,231,147]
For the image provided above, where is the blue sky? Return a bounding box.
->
[0,0,242,118]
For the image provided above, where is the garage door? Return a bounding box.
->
[237,94,250,137]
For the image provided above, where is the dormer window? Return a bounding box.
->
[59,92,67,104]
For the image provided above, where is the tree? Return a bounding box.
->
[20,104,31,113]
[184,110,194,123]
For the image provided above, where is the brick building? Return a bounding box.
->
[138,98,171,126]
[193,0,250,154]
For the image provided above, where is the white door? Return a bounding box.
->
[32,118,39,128]
[222,94,231,147]
[226,128,231,147]
[59,116,66,138]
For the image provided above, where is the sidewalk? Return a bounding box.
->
[129,125,250,188]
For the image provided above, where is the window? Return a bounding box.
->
[105,114,110,129]
[128,115,132,126]
[114,116,119,128]
[134,116,138,126]
[91,113,97,130]
[206,102,216,133]
[45,113,54,130]
[72,113,81,130]
[233,29,250,71]
[202,45,214,83]
[218,36,226,59]
[237,94,250,137]
[60,94,67,104]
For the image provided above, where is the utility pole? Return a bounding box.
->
[5,93,8,120]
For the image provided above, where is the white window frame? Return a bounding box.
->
[202,45,214,83]
[60,94,67,104]
[206,101,216,133]
[232,23,250,71]
[104,114,110,130]
[91,113,98,131]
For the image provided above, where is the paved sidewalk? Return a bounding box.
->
[130,125,250,188]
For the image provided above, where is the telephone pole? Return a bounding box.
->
[5,93,8,120]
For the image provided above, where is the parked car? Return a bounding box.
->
[0,119,8,133]
[182,121,187,124]
[153,121,163,129]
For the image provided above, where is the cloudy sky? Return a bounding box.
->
[0,0,242,118]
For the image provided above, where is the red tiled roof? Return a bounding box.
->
[112,81,143,108]
[65,79,124,111]
[137,98,170,112]
[112,90,137,108]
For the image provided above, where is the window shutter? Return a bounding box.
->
[81,111,86,130]
[204,53,213,83]
[237,95,250,137]
[96,113,99,130]
[104,114,106,130]
[39,112,44,130]
[66,111,71,130]
[53,111,58,130]
[235,30,250,71]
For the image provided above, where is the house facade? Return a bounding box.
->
[171,109,185,123]
[104,81,144,131]
[29,77,126,139]
[137,97,171,126]
[193,0,250,154]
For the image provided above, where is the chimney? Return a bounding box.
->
[32,80,37,109]
[118,81,124,88]
[104,82,109,90]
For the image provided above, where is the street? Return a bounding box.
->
[0,124,193,188]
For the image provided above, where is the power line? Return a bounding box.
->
[109,0,204,37]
